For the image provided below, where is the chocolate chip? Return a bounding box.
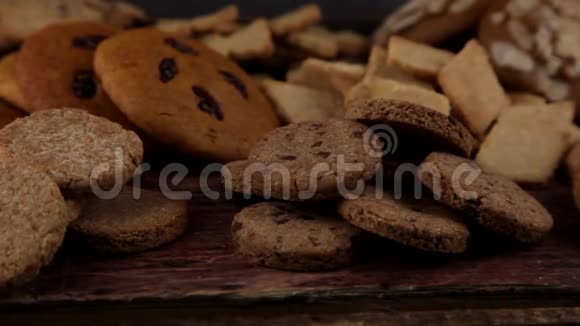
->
[192,86,223,120]
[159,58,178,83]
[231,221,243,233]
[219,70,248,99]
[278,155,297,161]
[315,152,331,158]
[164,38,198,55]
[273,214,291,225]
[311,141,323,148]
[72,71,97,99]
[308,236,321,247]
[72,35,108,50]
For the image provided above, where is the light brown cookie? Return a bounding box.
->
[508,92,547,106]
[419,152,554,243]
[0,100,24,129]
[374,0,491,45]
[269,4,322,37]
[387,36,455,80]
[222,119,383,201]
[0,108,143,192]
[346,98,477,158]
[232,202,366,271]
[0,53,26,109]
[0,158,69,287]
[71,187,188,254]
[95,28,279,162]
[286,26,339,59]
[338,187,470,253]
[286,58,365,97]
[156,5,239,36]
[0,0,147,50]
[16,22,129,124]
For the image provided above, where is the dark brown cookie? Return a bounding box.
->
[419,152,554,243]
[338,187,470,253]
[232,202,366,271]
[222,119,383,201]
[0,157,69,287]
[70,187,188,254]
[0,108,143,192]
[16,22,130,124]
[95,28,280,162]
[346,98,478,158]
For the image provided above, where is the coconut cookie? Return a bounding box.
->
[0,108,143,192]
[419,152,554,243]
[232,202,366,271]
[95,29,279,162]
[0,158,69,287]
[223,119,383,201]
[479,0,580,110]
[0,0,147,50]
[374,0,491,46]
[71,188,188,254]
[338,187,470,254]
[16,22,130,124]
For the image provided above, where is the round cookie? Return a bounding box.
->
[419,152,554,243]
[479,0,580,107]
[374,0,491,45]
[0,100,24,129]
[94,28,280,162]
[0,158,69,287]
[347,98,478,158]
[0,53,27,110]
[16,22,130,124]
[70,187,188,254]
[232,202,366,271]
[0,108,143,192]
[338,187,470,253]
[0,0,147,50]
[223,119,383,201]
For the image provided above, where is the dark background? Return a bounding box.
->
[131,0,406,23]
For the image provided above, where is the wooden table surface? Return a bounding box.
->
[1,172,580,325]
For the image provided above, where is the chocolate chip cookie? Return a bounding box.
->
[338,187,470,253]
[419,152,554,243]
[0,108,143,192]
[16,22,130,124]
[232,202,366,271]
[223,119,383,201]
[347,98,478,158]
[0,157,69,287]
[94,28,280,162]
[0,53,26,110]
[71,187,188,254]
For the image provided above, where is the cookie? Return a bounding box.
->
[70,187,188,254]
[95,28,279,162]
[286,26,339,59]
[508,92,547,106]
[269,4,322,37]
[333,30,370,58]
[0,0,147,50]
[365,46,434,90]
[438,40,510,139]
[201,19,275,60]
[346,98,477,158]
[478,0,580,109]
[232,202,365,271]
[16,22,130,124]
[0,108,143,192]
[387,36,455,80]
[0,157,69,287]
[374,0,491,46]
[0,53,26,109]
[338,187,470,253]
[475,102,574,184]
[0,100,24,129]
[566,143,580,210]
[156,5,239,36]
[222,119,383,201]
[419,152,554,243]
[286,58,365,97]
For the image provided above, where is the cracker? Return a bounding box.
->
[475,102,574,184]
[366,46,433,90]
[286,58,365,96]
[0,53,27,109]
[261,79,344,123]
[286,26,338,59]
[155,5,239,36]
[270,4,322,36]
[387,36,454,80]
[334,30,370,57]
[202,19,275,60]
[438,39,510,139]
[508,92,547,106]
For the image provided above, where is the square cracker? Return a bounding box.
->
[475,102,575,184]
[270,4,322,36]
[287,58,365,96]
[334,30,370,57]
[287,27,338,59]
[387,36,454,80]
[156,5,239,36]
[201,19,275,60]
[261,79,344,123]
[439,39,510,139]
[366,46,433,90]
[508,92,547,106]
